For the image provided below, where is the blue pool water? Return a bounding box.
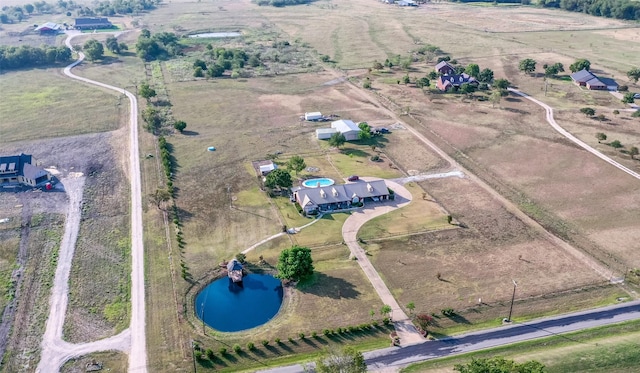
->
[195,274,283,332]
[302,178,335,188]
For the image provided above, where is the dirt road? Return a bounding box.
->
[37,32,147,372]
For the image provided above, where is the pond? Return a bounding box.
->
[188,32,241,38]
[195,274,283,332]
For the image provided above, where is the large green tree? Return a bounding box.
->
[287,155,306,175]
[83,39,104,61]
[454,357,546,373]
[465,63,480,78]
[518,59,536,74]
[315,346,366,373]
[358,122,371,140]
[139,82,156,103]
[622,92,636,104]
[569,58,591,73]
[105,36,120,54]
[478,68,494,83]
[264,168,293,190]
[493,78,510,89]
[328,132,346,148]
[276,246,314,282]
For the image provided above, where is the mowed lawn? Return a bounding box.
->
[0,69,122,143]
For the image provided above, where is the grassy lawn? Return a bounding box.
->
[61,351,128,373]
[402,319,640,373]
[0,196,22,314]
[0,69,122,143]
[359,182,451,240]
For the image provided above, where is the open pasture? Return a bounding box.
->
[0,68,123,143]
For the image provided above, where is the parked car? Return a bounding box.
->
[379,128,390,134]
[347,175,359,182]
[633,93,640,99]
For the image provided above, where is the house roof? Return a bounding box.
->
[259,162,277,173]
[331,119,360,133]
[570,69,596,83]
[585,77,606,87]
[0,154,32,177]
[437,74,476,87]
[23,163,48,180]
[435,61,455,72]
[598,77,618,87]
[295,180,389,207]
[75,17,112,26]
[35,22,61,31]
[227,259,243,272]
[316,128,338,134]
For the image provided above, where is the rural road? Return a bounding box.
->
[259,299,640,373]
[509,88,640,181]
[341,178,425,345]
[37,32,147,372]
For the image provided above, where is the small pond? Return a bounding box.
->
[195,274,283,332]
[188,32,241,39]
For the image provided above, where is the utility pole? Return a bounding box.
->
[191,340,197,373]
[507,280,518,322]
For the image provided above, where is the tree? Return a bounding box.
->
[428,71,438,80]
[264,168,293,190]
[460,83,475,95]
[465,63,480,78]
[622,92,635,104]
[545,64,559,77]
[402,74,410,84]
[490,91,502,108]
[493,78,510,89]
[193,59,207,70]
[372,61,383,70]
[478,68,494,83]
[105,36,120,54]
[173,120,187,133]
[194,67,204,77]
[570,58,591,73]
[315,346,366,373]
[363,77,371,89]
[518,58,536,74]
[287,155,306,175]
[414,313,433,332]
[149,188,171,209]
[416,77,430,89]
[610,140,623,148]
[276,245,314,282]
[207,64,225,78]
[627,68,640,82]
[328,132,346,149]
[0,14,9,24]
[596,132,607,143]
[24,4,34,14]
[580,107,595,117]
[406,302,415,314]
[454,357,546,373]
[358,122,371,140]
[380,304,392,319]
[139,82,156,103]
[83,39,104,61]
[629,146,639,160]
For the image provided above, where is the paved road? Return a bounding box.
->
[509,88,640,181]
[259,300,640,373]
[342,178,425,345]
[37,32,147,372]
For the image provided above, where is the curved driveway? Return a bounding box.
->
[508,88,640,181]
[342,178,425,345]
[37,32,147,372]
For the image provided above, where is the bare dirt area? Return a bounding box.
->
[60,351,128,373]
[366,176,613,329]
[63,128,131,344]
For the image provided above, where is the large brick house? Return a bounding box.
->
[436,73,478,91]
[294,180,390,214]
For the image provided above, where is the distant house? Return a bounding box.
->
[0,154,51,188]
[226,259,244,283]
[330,120,361,141]
[294,179,390,214]
[35,22,62,34]
[397,0,418,6]
[436,74,478,91]
[74,17,113,30]
[570,69,614,91]
[435,61,456,75]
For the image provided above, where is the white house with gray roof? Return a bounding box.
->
[0,154,51,188]
[294,179,390,214]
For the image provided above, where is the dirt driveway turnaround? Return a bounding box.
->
[342,178,425,345]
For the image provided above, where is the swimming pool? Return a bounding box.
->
[302,178,335,188]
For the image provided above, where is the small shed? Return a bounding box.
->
[331,119,361,141]
[316,128,338,140]
[305,112,323,121]
[227,259,244,283]
[259,162,277,175]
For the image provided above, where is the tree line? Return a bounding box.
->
[540,0,640,20]
[0,45,71,71]
[253,0,314,7]
[135,29,182,61]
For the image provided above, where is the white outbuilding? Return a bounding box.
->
[331,120,361,141]
[305,112,323,121]
[316,128,338,140]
